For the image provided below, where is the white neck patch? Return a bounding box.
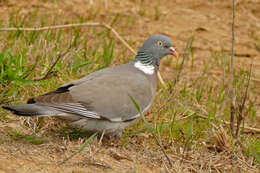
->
[134,61,155,75]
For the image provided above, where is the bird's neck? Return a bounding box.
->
[133,51,159,75]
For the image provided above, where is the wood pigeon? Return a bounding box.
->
[2,34,178,138]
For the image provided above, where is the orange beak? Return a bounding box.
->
[168,47,179,58]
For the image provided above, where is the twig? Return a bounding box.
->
[0,22,167,87]
[177,101,260,133]
[230,98,236,137]
[0,22,136,55]
[23,55,40,79]
[0,22,103,32]
[162,161,171,173]
[151,38,193,114]
[33,45,72,81]
[251,77,260,83]
[102,23,136,55]
[98,130,105,145]
[152,132,173,167]
[236,62,253,137]
[150,90,178,115]
[157,72,166,88]
[209,118,259,133]
[218,118,260,133]
[173,37,193,86]
[130,96,173,167]
[108,149,133,161]
[87,160,113,169]
[195,103,260,133]
[228,0,236,137]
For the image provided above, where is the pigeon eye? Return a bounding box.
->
[157,41,163,47]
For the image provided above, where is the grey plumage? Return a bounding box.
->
[2,34,178,138]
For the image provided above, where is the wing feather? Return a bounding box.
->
[41,103,100,119]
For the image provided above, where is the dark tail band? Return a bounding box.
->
[2,105,40,116]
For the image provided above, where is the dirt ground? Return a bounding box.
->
[0,0,260,172]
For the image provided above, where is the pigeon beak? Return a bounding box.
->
[168,47,179,58]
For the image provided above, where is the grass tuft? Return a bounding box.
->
[7,129,46,145]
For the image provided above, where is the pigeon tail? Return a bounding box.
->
[2,104,61,117]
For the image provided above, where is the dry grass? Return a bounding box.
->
[0,0,260,172]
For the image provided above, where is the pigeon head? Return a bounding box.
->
[134,35,178,68]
